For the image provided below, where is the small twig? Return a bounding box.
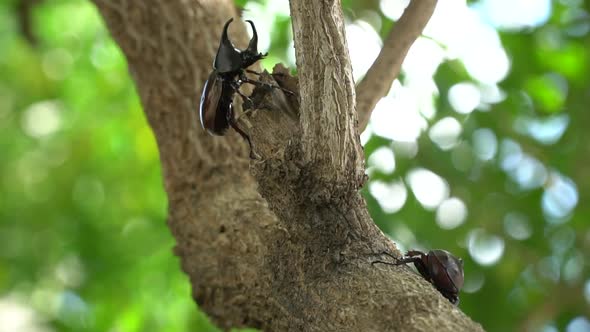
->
[355,0,438,132]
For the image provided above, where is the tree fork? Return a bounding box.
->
[93,0,484,330]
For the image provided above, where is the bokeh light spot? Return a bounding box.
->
[472,128,497,161]
[407,168,449,209]
[462,271,485,293]
[479,83,507,104]
[567,317,590,332]
[90,40,122,70]
[514,114,570,145]
[21,100,63,138]
[542,172,578,221]
[429,117,462,150]
[563,251,584,283]
[474,0,552,30]
[0,296,49,332]
[461,31,510,84]
[345,21,382,80]
[499,139,523,172]
[370,94,427,142]
[448,82,481,114]
[503,212,532,240]
[436,197,468,230]
[403,37,447,79]
[368,180,407,213]
[360,126,373,145]
[379,0,410,20]
[468,229,505,266]
[540,324,559,332]
[58,291,92,329]
[367,147,396,174]
[508,155,547,190]
[392,139,419,158]
[55,254,86,288]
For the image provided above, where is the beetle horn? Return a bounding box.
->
[221,18,235,48]
[214,18,242,72]
[245,20,259,55]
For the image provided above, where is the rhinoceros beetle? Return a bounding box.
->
[199,18,288,159]
[372,249,464,305]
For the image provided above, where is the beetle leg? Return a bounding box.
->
[228,79,255,109]
[235,89,254,110]
[405,250,425,257]
[378,251,399,261]
[371,251,400,266]
[396,255,432,283]
[240,76,294,95]
[371,260,398,267]
[246,69,289,77]
[227,106,258,159]
[229,121,257,160]
[398,251,433,282]
[410,259,432,283]
[393,256,422,265]
[245,69,262,76]
[225,79,253,112]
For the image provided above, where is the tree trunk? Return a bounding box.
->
[92,0,484,331]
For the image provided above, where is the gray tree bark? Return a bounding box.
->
[92,0,484,331]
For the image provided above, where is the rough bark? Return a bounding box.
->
[290,0,365,196]
[92,0,484,331]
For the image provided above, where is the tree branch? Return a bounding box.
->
[289,0,365,199]
[93,0,484,331]
[356,0,437,132]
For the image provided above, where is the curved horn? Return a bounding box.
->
[220,18,235,49]
[245,20,259,54]
[214,18,242,73]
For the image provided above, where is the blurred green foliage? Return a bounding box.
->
[0,0,218,331]
[1,0,589,331]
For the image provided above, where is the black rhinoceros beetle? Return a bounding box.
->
[199,18,288,159]
[373,249,464,305]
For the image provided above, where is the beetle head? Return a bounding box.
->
[447,294,460,305]
[447,255,464,291]
[241,20,266,68]
[214,18,243,74]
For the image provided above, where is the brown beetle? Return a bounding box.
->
[199,18,292,159]
[373,249,464,305]
[199,18,265,159]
